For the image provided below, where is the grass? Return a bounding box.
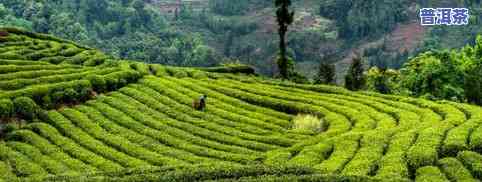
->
[291,114,324,133]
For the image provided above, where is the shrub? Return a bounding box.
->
[60,47,83,57]
[104,76,118,91]
[442,121,477,156]
[407,124,451,169]
[470,125,482,152]
[2,123,19,134]
[38,56,66,64]
[345,56,366,91]
[292,114,323,132]
[288,142,333,167]
[41,95,54,109]
[149,65,168,77]
[457,151,482,179]
[50,91,65,106]
[86,75,106,92]
[0,99,14,118]
[13,97,39,120]
[83,57,106,66]
[315,62,336,84]
[130,63,150,75]
[78,87,93,102]
[63,88,79,103]
[437,157,477,182]
[415,166,449,182]
[314,135,361,174]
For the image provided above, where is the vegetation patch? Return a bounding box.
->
[291,114,324,133]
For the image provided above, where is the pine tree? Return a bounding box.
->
[315,63,335,84]
[345,56,366,91]
[275,0,294,79]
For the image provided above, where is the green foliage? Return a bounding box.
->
[315,63,335,84]
[464,36,482,105]
[415,166,449,182]
[457,151,482,179]
[292,114,323,132]
[0,99,14,118]
[437,157,477,182]
[345,56,366,91]
[275,0,294,79]
[86,75,107,93]
[320,0,408,40]
[13,97,39,120]
[276,55,299,81]
[209,0,249,16]
[366,67,399,94]
[399,51,465,101]
[314,135,360,174]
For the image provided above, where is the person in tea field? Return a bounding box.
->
[193,94,207,111]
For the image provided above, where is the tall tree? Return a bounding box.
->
[275,0,294,79]
[315,63,335,84]
[345,56,366,91]
[465,63,482,105]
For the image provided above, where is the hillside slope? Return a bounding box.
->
[0,28,481,182]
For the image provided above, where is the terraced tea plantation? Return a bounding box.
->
[0,27,482,182]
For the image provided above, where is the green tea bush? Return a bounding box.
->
[85,75,105,92]
[437,157,477,182]
[114,87,273,153]
[149,64,168,77]
[6,141,70,175]
[415,166,449,182]
[63,88,79,103]
[151,78,291,134]
[0,161,17,181]
[264,149,291,165]
[0,143,48,178]
[442,121,479,156]
[78,103,212,164]
[470,125,482,152]
[8,129,96,173]
[38,56,66,64]
[178,77,292,122]
[27,122,124,172]
[0,99,14,118]
[288,142,333,167]
[135,80,295,146]
[45,111,149,168]
[407,123,452,169]
[89,98,258,164]
[13,97,39,120]
[314,135,361,174]
[60,46,83,57]
[342,131,390,176]
[166,67,189,78]
[129,62,150,76]
[457,151,482,179]
[60,108,182,167]
[76,105,203,164]
[0,52,25,60]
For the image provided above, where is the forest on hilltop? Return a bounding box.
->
[0,0,479,75]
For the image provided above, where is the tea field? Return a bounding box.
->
[0,28,481,181]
